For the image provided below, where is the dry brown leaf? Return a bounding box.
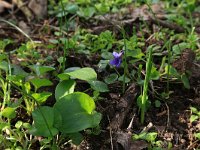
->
[131,3,165,21]
[0,0,13,13]
[12,0,33,21]
[28,0,47,18]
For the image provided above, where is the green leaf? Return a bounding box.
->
[68,132,84,145]
[127,49,144,59]
[89,80,109,92]
[95,3,110,13]
[53,92,102,133]
[0,61,8,71]
[65,3,79,14]
[0,122,9,130]
[181,74,190,89]
[64,67,81,73]
[77,7,96,19]
[12,65,28,77]
[55,80,76,101]
[118,75,130,83]
[150,66,160,80]
[104,73,118,84]
[66,67,97,82]
[30,78,53,91]
[98,60,109,71]
[57,73,70,80]
[190,115,198,122]
[15,121,23,129]
[0,54,7,61]
[145,132,157,143]
[32,92,52,103]
[1,107,16,119]
[190,107,199,114]
[30,106,58,137]
[172,42,189,55]
[132,132,157,143]
[101,52,113,60]
[155,100,161,108]
[29,65,55,76]
[194,132,200,140]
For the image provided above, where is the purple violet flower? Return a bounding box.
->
[109,51,124,67]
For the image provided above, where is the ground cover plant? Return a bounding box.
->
[0,0,200,149]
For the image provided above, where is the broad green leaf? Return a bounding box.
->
[30,106,58,137]
[68,132,84,145]
[194,132,200,140]
[127,49,144,59]
[77,7,96,19]
[172,42,189,54]
[0,54,7,61]
[29,65,55,76]
[12,65,28,77]
[55,80,76,101]
[0,61,8,71]
[104,73,118,84]
[101,52,113,60]
[65,3,79,14]
[53,92,102,133]
[57,73,70,80]
[132,132,157,143]
[190,107,199,114]
[32,92,52,103]
[150,66,160,80]
[95,3,110,13]
[181,74,190,89]
[145,132,157,143]
[7,75,24,86]
[66,67,97,82]
[98,60,109,71]
[30,78,53,91]
[0,122,9,130]
[15,121,23,129]
[118,75,130,83]
[64,67,81,73]
[190,115,198,122]
[1,107,16,119]
[89,80,109,92]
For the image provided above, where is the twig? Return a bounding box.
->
[165,102,170,127]
[127,113,135,131]
[107,115,113,150]
[150,17,185,33]
[141,122,153,133]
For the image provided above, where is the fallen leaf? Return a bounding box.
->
[0,0,13,13]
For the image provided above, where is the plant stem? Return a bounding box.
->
[60,0,69,72]
[141,46,153,124]
[121,28,128,94]
[166,40,171,96]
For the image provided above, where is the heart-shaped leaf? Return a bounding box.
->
[53,92,101,133]
[55,80,76,101]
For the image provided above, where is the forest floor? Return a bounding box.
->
[0,0,200,150]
